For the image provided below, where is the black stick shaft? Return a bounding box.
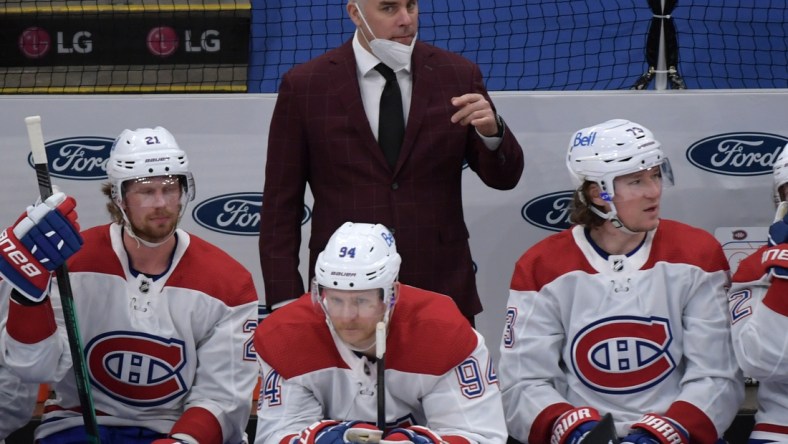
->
[27,116,101,443]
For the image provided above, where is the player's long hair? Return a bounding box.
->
[102,182,124,224]
[570,181,606,228]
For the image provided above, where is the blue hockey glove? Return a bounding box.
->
[0,192,82,303]
[382,426,444,444]
[299,420,382,444]
[550,406,601,444]
[768,202,788,246]
[621,413,688,444]
[765,202,788,279]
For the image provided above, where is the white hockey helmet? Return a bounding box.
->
[566,119,673,232]
[108,126,196,209]
[313,222,401,313]
[773,144,788,205]
[567,119,672,197]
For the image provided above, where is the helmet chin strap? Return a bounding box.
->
[589,202,639,236]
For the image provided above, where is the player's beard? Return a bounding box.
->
[129,208,180,244]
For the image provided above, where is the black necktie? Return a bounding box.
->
[374,63,405,169]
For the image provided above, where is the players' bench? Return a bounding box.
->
[6,387,758,444]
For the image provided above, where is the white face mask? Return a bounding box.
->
[355,3,417,72]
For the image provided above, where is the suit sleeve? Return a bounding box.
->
[259,71,310,309]
[463,63,523,191]
[254,358,324,444]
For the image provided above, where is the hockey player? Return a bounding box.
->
[498,119,744,444]
[727,145,788,442]
[253,222,506,444]
[0,280,39,442]
[0,127,259,443]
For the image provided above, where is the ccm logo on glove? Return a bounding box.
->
[0,229,43,277]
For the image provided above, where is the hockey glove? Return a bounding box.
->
[299,420,382,444]
[382,426,445,444]
[621,413,688,444]
[0,192,82,303]
[768,201,788,246]
[550,406,601,444]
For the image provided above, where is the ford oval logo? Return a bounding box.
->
[192,193,312,236]
[27,136,114,180]
[521,191,574,232]
[686,132,788,176]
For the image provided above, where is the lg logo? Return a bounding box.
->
[19,26,93,59]
[147,26,221,57]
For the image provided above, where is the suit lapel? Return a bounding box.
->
[331,41,391,170]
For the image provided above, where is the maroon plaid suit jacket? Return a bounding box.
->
[259,39,524,317]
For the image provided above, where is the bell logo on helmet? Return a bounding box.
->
[572,131,596,148]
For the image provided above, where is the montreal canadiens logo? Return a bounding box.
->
[86,331,188,406]
[192,192,312,236]
[571,316,675,394]
[521,190,573,232]
[27,136,114,180]
[686,132,788,176]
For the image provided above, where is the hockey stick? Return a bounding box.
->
[583,413,620,444]
[25,116,101,443]
[376,321,386,431]
[344,322,387,444]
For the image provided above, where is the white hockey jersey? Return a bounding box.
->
[0,280,38,440]
[0,223,259,443]
[253,286,507,444]
[499,221,743,444]
[728,244,788,441]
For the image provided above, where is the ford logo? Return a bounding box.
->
[27,136,114,180]
[521,191,574,232]
[686,132,788,176]
[192,192,312,236]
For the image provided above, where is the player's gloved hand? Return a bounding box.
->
[768,201,788,246]
[550,406,601,444]
[0,192,82,303]
[621,413,689,444]
[381,426,444,444]
[765,202,788,279]
[299,420,382,444]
